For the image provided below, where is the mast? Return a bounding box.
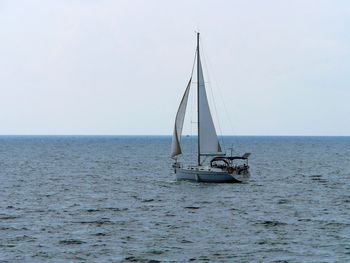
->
[197,32,200,166]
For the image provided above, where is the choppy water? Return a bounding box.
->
[0,136,350,262]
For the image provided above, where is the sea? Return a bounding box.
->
[0,136,349,262]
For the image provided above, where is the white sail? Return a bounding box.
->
[198,55,222,155]
[171,78,192,159]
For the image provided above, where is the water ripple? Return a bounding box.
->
[0,136,350,261]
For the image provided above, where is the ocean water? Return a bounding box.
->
[0,136,349,262]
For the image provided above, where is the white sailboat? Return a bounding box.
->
[171,33,250,183]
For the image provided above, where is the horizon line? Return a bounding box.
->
[0,134,350,137]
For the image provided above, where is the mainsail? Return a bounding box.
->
[170,78,192,159]
[197,54,222,155]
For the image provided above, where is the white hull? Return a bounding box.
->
[175,167,250,183]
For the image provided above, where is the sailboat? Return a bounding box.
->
[171,33,250,183]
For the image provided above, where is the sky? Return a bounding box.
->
[1,0,350,135]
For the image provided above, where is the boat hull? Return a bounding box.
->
[175,167,250,183]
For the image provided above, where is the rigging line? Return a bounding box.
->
[190,47,197,79]
[200,39,226,151]
[201,36,236,135]
[190,81,194,163]
[200,35,237,142]
[190,81,192,162]
[189,48,197,164]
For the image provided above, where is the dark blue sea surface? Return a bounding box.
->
[0,136,350,262]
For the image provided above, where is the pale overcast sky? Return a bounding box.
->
[1,0,350,135]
